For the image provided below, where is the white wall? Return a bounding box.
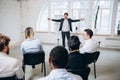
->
[0,0,47,45]
[0,0,22,45]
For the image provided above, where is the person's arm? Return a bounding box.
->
[38,40,44,51]
[80,41,99,53]
[71,18,84,22]
[14,60,24,79]
[80,43,90,53]
[21,44,25,55]
[48,18,61,22]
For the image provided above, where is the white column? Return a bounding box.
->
[67,0,72,17]
[88,0,94,29]
[110,0,118,36]
[88,0,94,28]
[20,0,24,40]
[48,0,51,33]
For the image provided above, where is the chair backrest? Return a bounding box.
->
[23,51,45,65]
[0,75,16,80]
[84,51,100,64]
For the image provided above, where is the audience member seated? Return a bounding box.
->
[80,29,99,53]
[67,35,94,80]
[38,46,82,80]
[0,34,24,79]
[21,27,43,55]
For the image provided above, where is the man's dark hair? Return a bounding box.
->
[50,46,68,68]
[84,29,93,38]
[64,12,68,16]
[0,34,10,51]
[68,35,81,51]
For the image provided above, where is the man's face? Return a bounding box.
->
[49,57,54,69]
[83,31,90,40]
[4,45,9,55]
[6,46,9,55]
[64,14,68,19]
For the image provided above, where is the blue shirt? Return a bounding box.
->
[21,38,43,54]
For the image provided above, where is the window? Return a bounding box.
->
[36,0,116,35]
[36,7,48,32]
[51,0,67,32]
[115,1,120,35]
[71,0,89,33]
[93,0,113,34]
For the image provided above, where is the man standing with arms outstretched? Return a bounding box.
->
[48,12,84,47]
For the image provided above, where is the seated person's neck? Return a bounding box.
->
[70,49,79,53]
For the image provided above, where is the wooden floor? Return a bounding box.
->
[10,44,120,80]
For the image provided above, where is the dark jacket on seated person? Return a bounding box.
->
[67,51,98,70]
[67,51,86,69]
[67,35,99,80]
[66,51,95,80]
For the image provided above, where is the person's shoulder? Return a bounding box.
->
[9,56,18,63]
[35,38,40,41]
[21,40,28,45]
[34,38,42,43]
[6,56,19,66]
[68,72,82,80]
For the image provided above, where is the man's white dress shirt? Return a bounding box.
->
[0,52,24,79]
[38,69,82,80]
[62,19,70,32]
[80,39,99,53]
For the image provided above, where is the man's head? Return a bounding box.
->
[68,35,81,51]
[83,29,93,40]
[25,27,34,39]
[0,34,10,54]
[49,46,68,69]
[64,12,68,19]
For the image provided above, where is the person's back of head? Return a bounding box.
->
[84,29,93,39]
[49,46,68,69]
[68,35,81,51]
[25,27,34,39]
[0,34,10,53]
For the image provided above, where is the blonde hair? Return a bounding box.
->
[25,27,34,39]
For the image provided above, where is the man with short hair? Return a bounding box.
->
[48,12,84,47]
[0,34,24,79]
[67,35,90,80]
[39,46,82,80]
[80,29,99,53]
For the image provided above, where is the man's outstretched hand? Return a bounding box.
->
[48,18,51,20]
[80,18,84,21]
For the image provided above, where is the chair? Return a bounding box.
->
[84,51,100,79]
[68,51,100,80]
[23,51,46,79]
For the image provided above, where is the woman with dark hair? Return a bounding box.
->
[21,27,43,54]
[67,35,90,80]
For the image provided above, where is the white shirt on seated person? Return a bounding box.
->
[80,39,99,53]
[80,29,99,53]
[38,69,81,80]
[0,52,24,79]
[38,46,82,80]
